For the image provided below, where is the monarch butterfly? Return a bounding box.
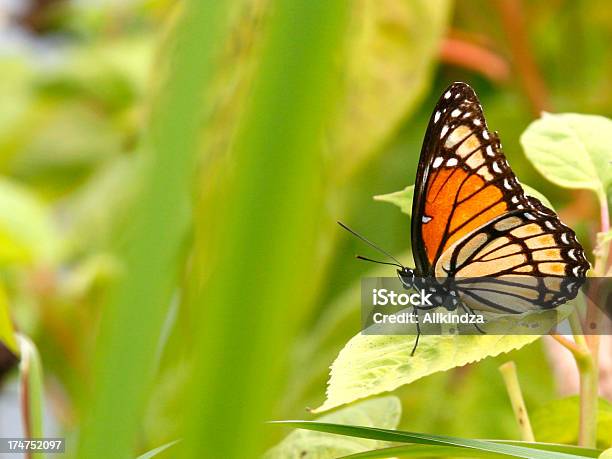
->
[341,82,590,353]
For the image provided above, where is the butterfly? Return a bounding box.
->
[341,82,590,353]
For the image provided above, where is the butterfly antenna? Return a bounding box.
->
[337,221,405,268]
[356,255,403,269]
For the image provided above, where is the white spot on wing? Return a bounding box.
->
[525,213,536,220]
[434,111,441,123]
[561,233,569,244]
[473,119,482,126]
[482,131,490,140]
[492,162,502,173]
[511,195,519,204]
[545,221,555,230]
[451,109,461,117]
[504,179,512,190]
[440,126,449,138]
[446,158,458,166]
[444,91,451,99]
[432,156,444,168]
[422,215,432,223]
[486,145,495,156]
[572,266,581,276]
[568,249,577,260]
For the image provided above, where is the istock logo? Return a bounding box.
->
[372,288,433,307]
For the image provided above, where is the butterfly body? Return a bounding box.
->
[403,82,590,314]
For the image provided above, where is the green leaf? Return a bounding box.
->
[0,282,17,355]
[312,331,541,413]
[265,396,401,459]
[600,448,612,459]
[374,185,414,217]
[337,441,602,459]
[331,0,453,181]
[0,178,58,265]
[532,396,612,448]
[135,440,180,459]
[520,113,612,201]
[520,184,555,210]
[374,184,554,218]
[271,422,598,459]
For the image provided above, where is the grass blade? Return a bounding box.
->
[183,0,350,458]
[337,441,602,459]
[271,421,599,459]
[75,2,233,458]
[135,440,180,459]
[339,445,520,458]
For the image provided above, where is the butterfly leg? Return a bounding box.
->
[460,302,486,334]
[410,305,421,356]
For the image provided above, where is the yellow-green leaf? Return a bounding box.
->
[0,178,58,265]
[374,183,553,218]
[374,185,414,217]
[0,282,17,355]
[330,0,453,181]
[600,448,612,459]
[313,332,540,413]
[532,396,612,448]
[520,113,612,201]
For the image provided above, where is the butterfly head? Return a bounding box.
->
[397,267,416,289]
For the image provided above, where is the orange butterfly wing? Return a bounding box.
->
[411,83,588,280]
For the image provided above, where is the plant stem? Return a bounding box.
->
[498,361,535,442]
[439,36,510,83]
[567,276,599,448]
[574,189,611,447]
[551,334,583,359]
[576,354,598,448]
[17,334,44,459]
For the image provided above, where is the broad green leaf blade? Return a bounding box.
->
[520,113,612,200]
[272,422,593,459]
[374,184,553,218]
[136,440,180,459]
[0,282,17,355]
[532,396,612,447]
[264,396,401,459]
[332,0,453,181]
[312,331,539,413]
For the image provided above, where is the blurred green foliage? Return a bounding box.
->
[0,0,609,458]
